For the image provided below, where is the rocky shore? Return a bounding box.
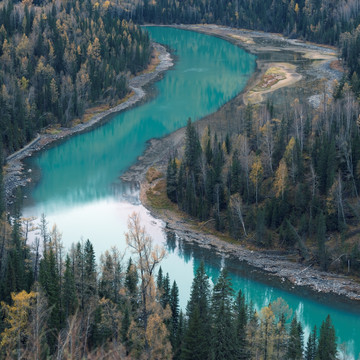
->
[4,42,173,204]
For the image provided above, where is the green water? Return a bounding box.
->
[23,27,359,357]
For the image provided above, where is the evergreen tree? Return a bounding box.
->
[121,304,132,352]
[125,257,138,297]
[0,141,4,216]
[173,310,184,360]
[185,118,202,174]
[316,315,337,360]
[84,239,96,299]
[170,280,180,346]
[235,289,248,359]
[167,157,178,202]
[39,246,61,352]
[161,273,171,308]
[305,325,317,360]
[62,254,77,318]
[211,268,239,360]
[287,315,304,359]
[182,261,211,360]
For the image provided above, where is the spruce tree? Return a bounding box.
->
[0,141,4,216]
[84,239,96,299]
[170,280,180,346]
[316,315,337,360]
[167,157,178,202]
[182,261,211,360]
[287,315,304,360]
[235,289,248,359]
[305,325,317,360]
[211,268,239,360]
[161,273,171,308]
[62,254,77,318]
[125,258,138,297]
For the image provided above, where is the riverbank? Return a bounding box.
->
[4,42,173,204]
[122,25,360,302]
[141,175,360,302]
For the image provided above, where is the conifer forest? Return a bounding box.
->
[1,0,360,358]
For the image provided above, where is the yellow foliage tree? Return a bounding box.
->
[0,291,37,358]
[274,159,288,198]
[258,305,276,360]
[284,137,296,164]
[250,156,263,204]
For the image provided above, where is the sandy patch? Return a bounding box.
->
[245,63,302,104]
[229,33,255,44]
[302,51,337,60]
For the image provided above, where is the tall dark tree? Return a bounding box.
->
[182,261,211,360]
[305,325,317,360]
[62,254,77,318]
[286,315,304,359]
[170,280,180,346]
[316,315,337,360]
[211,268,239,360]
[235,289,248,359]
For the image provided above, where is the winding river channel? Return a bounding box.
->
[23,27,360,356]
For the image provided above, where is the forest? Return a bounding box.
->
[122,0,360,98]
[0,204,339,359]
[0,0,151,154]
[1,0,360,357]
[166,89,360,276]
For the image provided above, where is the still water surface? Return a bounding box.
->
[23,27,359,356]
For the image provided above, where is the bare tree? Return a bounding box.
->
[230,193,247,237]
[125,212,166,337]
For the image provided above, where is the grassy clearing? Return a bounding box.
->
[146,178,177,210]
[44,124,61,135]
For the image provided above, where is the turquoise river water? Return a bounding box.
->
[23,27,359,356]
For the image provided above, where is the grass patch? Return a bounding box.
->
[44,124,61,135]
[116,91,135,105]
[146,167,163,183]
[146,179,177,210]
[81,104,111,123]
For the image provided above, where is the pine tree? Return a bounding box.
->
[182,261,211,360]
[173,310,184,360]
[185,118,202,174]
[287,315,304,359]
[84,239,96,300]
[316,315,337,360]
[161,273,171,308]
[305,325,317,360]
[170,280,180,346]
[235,289,248,359]
[0,141,4,216]
[125,257,138,297]
[167,157,178,202]
[39,246,61,352]
[211,268,239,360]
[62,254,77,318]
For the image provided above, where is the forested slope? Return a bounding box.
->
[166,91,360,275]
[0,0,151,155]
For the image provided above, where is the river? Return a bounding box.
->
[23,26,359,357]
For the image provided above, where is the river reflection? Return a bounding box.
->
[161,231,360,358]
